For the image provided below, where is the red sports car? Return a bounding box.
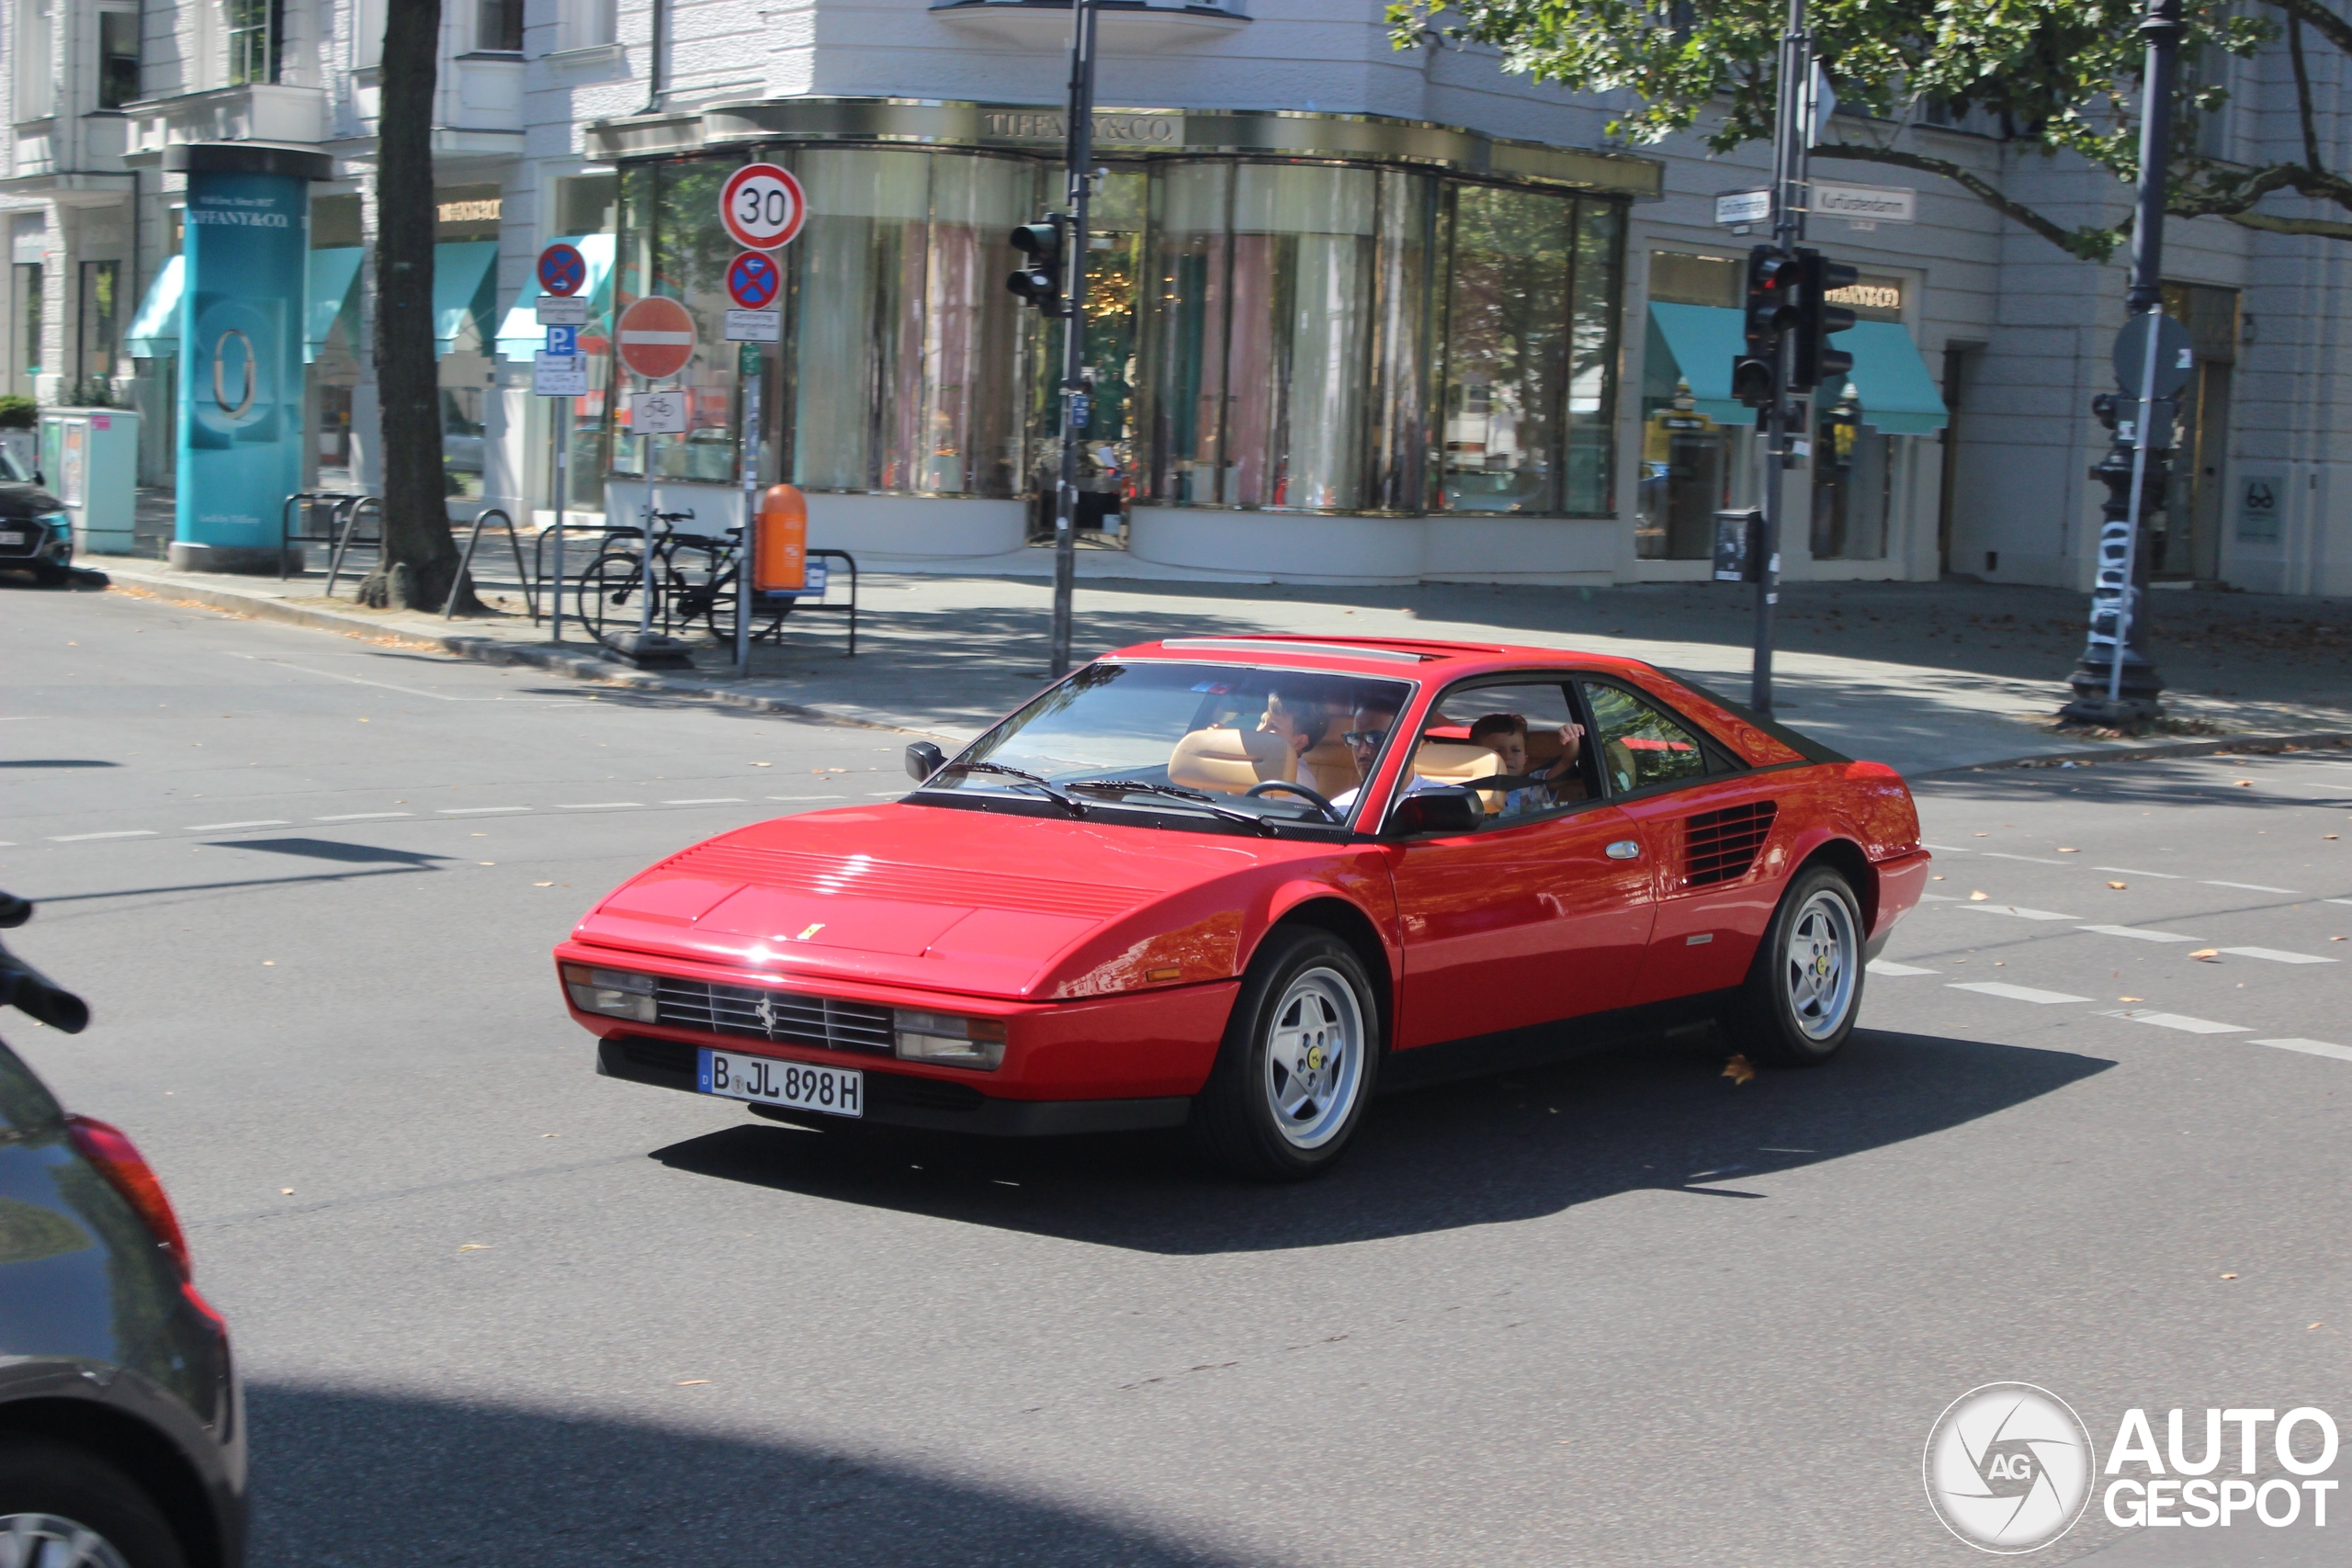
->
[557,636,1929,1179]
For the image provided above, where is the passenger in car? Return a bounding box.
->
[1261,692,1359,801]
[1467,712,1588,813]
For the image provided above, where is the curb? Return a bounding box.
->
[102,570,926,738]
[1915,730,2352,778]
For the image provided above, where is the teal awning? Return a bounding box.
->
[433,240,502,359]
[125,254,184,358]
[305,246,364,363]
[1645,303,1750,423]
[495,234,616,363]
[1837,321,1948,434]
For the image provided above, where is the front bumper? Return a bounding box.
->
[597,1035,1193,1136]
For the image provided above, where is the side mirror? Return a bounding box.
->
[904,740,946,783]
[1390,786,1481,837]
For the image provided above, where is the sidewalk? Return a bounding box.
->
[85,548,2352,777]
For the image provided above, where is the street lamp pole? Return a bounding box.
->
[1752,0,1810,716]
[2062,0,2179,728]
[1047,0,1099,680]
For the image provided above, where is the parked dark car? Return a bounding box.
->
[0,894,245,1567]
[0,447,73,587]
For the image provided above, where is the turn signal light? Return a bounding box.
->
[893,1010,1007,1070]
[560,963,657,1023]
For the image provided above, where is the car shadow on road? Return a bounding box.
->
[246,1382,1238,1568]
[649,1027,2112,1255]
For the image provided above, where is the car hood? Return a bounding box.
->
[571,803,1335,999]
[0,482,62,517]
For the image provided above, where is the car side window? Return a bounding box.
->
[1397,678,1599,829]
[1581,682,1710,796]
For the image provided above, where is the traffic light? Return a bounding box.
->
[1792,248,1859,391]
[1007,217,1067,312]
[1733,245,1796,408]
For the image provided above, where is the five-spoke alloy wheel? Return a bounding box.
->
[1193,928,1380,1179]
[1735,863,1866,1066]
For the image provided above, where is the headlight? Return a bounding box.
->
[893,1009,1006,1070]
[560,963,657,1022]
[37,512,68,534]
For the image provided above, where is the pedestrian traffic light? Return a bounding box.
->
[1734,244,1796,408]
[1792,248,1860,391]
[1007,217,1067,312]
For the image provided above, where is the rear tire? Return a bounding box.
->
[0,1438,188,1568]
[1190,928,1379,1180]
[576,553,642,641]
[1731,863,1866,1066]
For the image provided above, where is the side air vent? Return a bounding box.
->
[1683,800,1777,887]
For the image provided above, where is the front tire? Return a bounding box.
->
[0,1439,188,1568]
[1733,864,1866,1066]
[1191,928,1379,1180]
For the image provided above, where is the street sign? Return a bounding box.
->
[535,295,588,327]
[725,250,781,310]
[615,295,696,381]
[2113,311,2195,398]
[534,353,587,397]
[2235,473,2284,541]
[537,243,586,298]
[1810,180,1916,223]
[632,389,689,434]
[723,310,781,343]
[543,323,579,358]
[719,163,807,253]
[1715,189,1770,227]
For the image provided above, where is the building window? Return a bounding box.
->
[77,259,119,387]
[96,9,140,108]
[226,0,281,85]
[556,175,618,236]
[15,0,56,120]
[1638,249,1753,559]
[11,263,42,386]
[564,0,617,50]
[477,0,524,52]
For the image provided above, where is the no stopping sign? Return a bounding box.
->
[720,164,807,253]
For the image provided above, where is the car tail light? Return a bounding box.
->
[65,1114,192,1280]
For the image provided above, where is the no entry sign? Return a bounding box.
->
[615,295,697,381]
[719,164,807,253]
[537,243,586,297]
[726,250,782,310]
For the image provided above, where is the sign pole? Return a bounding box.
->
[1048,0,1100,680]
[737,367,760,676]
[639,381,658,640]
[551,405,567,641]
[531,242,589,645]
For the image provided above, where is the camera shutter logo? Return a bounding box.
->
[212,329,257,421]
[1924,1383,2096,1552]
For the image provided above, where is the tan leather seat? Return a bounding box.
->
[1295,738,1361,801]
[1410,739,1504,814]
[1169,726,1295,795]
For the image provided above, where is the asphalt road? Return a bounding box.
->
[5,581,2349,1568]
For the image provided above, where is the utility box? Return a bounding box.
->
[39,408,141,556]
[1713,508,1764,583]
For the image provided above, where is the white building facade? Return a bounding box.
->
[3,0,2346,596]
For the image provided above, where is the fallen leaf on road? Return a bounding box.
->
[279,1188,294,1195]
[535,881,553,887]
[2328,835,2340,840]
[1969,891,1989,901]
[2108,882,2128,890]
[262,960,274,965]
[675,1379,709,1386]
[751,761,771,767]
[1973,832,1989,838]
[458,1244,492,1252]
[479,862,496,866]
[2233,779,2253,786]
[1721,1055,1756,1085]
[2119,997,2143,1002]
[2221,1273,2238,1280]
[2188,949,2221,961]
[2057,847,2079,852]
[2312,1324,2324,1330]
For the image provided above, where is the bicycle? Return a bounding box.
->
[574,509,795,646]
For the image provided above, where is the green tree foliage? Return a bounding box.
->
[1387,1,2352,258]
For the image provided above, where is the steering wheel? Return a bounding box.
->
[1245,780,1341,823]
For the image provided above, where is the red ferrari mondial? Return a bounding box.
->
[557,636,1929,1179]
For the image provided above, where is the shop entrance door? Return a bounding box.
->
[2156,282,2239,581]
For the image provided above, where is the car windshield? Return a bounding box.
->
[920,660,1418,829]
[0,448,27,483]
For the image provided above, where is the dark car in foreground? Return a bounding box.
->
[0,448,73,586]
[0,894,244,1568]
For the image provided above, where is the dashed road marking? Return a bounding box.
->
[316,812,410,822]
[440,807,529,816]
[1949,981,2091,1004]
[1867,960,1939,976]
[1920,843,1973,852]
[2204,880,2301,895]
[2078,924,2203,943]
[1983,852,2069,864]
[186,819,288,831]
[2218,946,2336,965]
[1917,893,1961,903]
[2098,866,2183,879]
[2255,1038,2352,1063]
[555,802,643,810]
[772,794,844,801]
[661,797,744,806]
[2326,898,2352,908]
[48,829,157,842]
[2098,1009,2249,1035]
[1958,904,2080,921]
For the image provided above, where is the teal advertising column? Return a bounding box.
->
[164,144,334,573]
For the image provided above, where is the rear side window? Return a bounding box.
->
[1582,682,1710,795]
[0,1043,62,1135]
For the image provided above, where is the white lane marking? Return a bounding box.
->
[661,797,743,806]
[316,812,411,822]
[1949,981,2091,1004]
[2324,898,2352,908]
[1984,852,2069,864]
[2204,880,2301,895]
[554,802,644,810]
[439,807,529,816]
[2097,1009,2249,1035]
[2255,1038,2352,1063]
[1959,904,2081,921]
[2077,924,2203,943]
[2219,946,2336,965]
[1917,892,1961,903]
[1867,960,1939,976]
[1919,843,1973,852]
[2098,866,2183,879]
[772,794,844,801]
[224,653,461,701]
[48,829,157,842]
[187,819,288,831]
[866,790,907,797]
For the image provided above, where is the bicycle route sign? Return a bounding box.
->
[616,295,697,381]
[537,243,586,296]
[719,164,807,253]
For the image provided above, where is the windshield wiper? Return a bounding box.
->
[1064,778,1276,833]
[932,761,1087,817]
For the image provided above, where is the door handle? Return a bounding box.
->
[1605,840,1640,860]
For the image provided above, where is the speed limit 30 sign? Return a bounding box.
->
[720,164,807,253]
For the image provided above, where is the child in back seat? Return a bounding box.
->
[1468,713,1587,814]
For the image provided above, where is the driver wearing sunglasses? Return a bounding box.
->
[1327,699,1403,815]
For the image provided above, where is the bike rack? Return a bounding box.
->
[322,497,384,599]
[531,517,633,626]
[279,491,369,581]
[751,548,859,657]
[445,506,537,621]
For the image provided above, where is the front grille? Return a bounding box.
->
[654,977,895,1055]
[1683,800,1777,888]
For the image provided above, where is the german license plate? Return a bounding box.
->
[0,531,23,547]
[697,1047,862,1117]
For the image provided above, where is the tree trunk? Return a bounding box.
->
[360,0,479,613]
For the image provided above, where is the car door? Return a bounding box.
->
[1382,677,1656,1051]
[1578,678,1788,1007]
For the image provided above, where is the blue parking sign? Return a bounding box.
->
[544,323,580,357]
